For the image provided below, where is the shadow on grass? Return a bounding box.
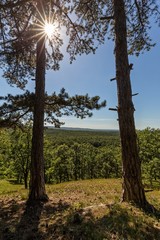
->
[0,199,160,240]
[53,204,160,240]
[0,199,70,240]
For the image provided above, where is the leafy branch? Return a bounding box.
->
[0,88,106,128]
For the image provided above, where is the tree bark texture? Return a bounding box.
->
[28,0,48,202]
[113,0,148,207]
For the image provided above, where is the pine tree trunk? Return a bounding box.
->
[28,0,48,202]
[113,0,148,208]
[24,172,28,189]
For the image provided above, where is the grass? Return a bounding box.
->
[0,179,28,199]
[0,179,160,240]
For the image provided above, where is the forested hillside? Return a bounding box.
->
[0,127,160,189]
[45,128,120,147]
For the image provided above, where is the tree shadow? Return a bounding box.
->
[0,199,70,240]
[97,205,160,240]
[48,204,160,240]
[0,199,160,240]
[15,202,43,240]
[0,198,24,240]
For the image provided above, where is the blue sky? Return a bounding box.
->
[0,25,160,130]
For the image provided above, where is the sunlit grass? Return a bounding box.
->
[0,178,160,208]
[0,179,160,239]
[0,179,28,199]
[47,179,122,207]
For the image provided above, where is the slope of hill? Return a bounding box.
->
[0,179,160,240]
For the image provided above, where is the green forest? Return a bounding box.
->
[1,127,160,189]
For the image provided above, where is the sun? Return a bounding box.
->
[32,3,58,41]
[44,22,55,39]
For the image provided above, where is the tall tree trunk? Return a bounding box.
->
[113,0,148,208]
[24,172,28,189]
[28,0,48,202]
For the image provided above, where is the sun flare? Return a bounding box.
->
[44,22,55,38]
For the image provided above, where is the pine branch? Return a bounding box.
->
[100,16,114,21]
[0,0,31,9]
[0,90,106,128]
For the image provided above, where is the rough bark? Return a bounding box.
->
[113,0,148,208]
[28,0,48,202]
[24,173,28,189]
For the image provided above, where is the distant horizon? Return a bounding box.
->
[47,124,159,131]
[48,126,119,131]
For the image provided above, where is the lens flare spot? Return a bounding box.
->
[44,23,55,38]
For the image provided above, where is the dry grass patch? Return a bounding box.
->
[0,179,160,240]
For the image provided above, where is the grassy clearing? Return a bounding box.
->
[0,179,160,240]
[0,179,28,199]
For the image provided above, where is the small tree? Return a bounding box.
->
[52,144,74,183]
[138,128,160,187]
[0,129,12,179]
[10,127,32,189]
[96,147,121,178]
